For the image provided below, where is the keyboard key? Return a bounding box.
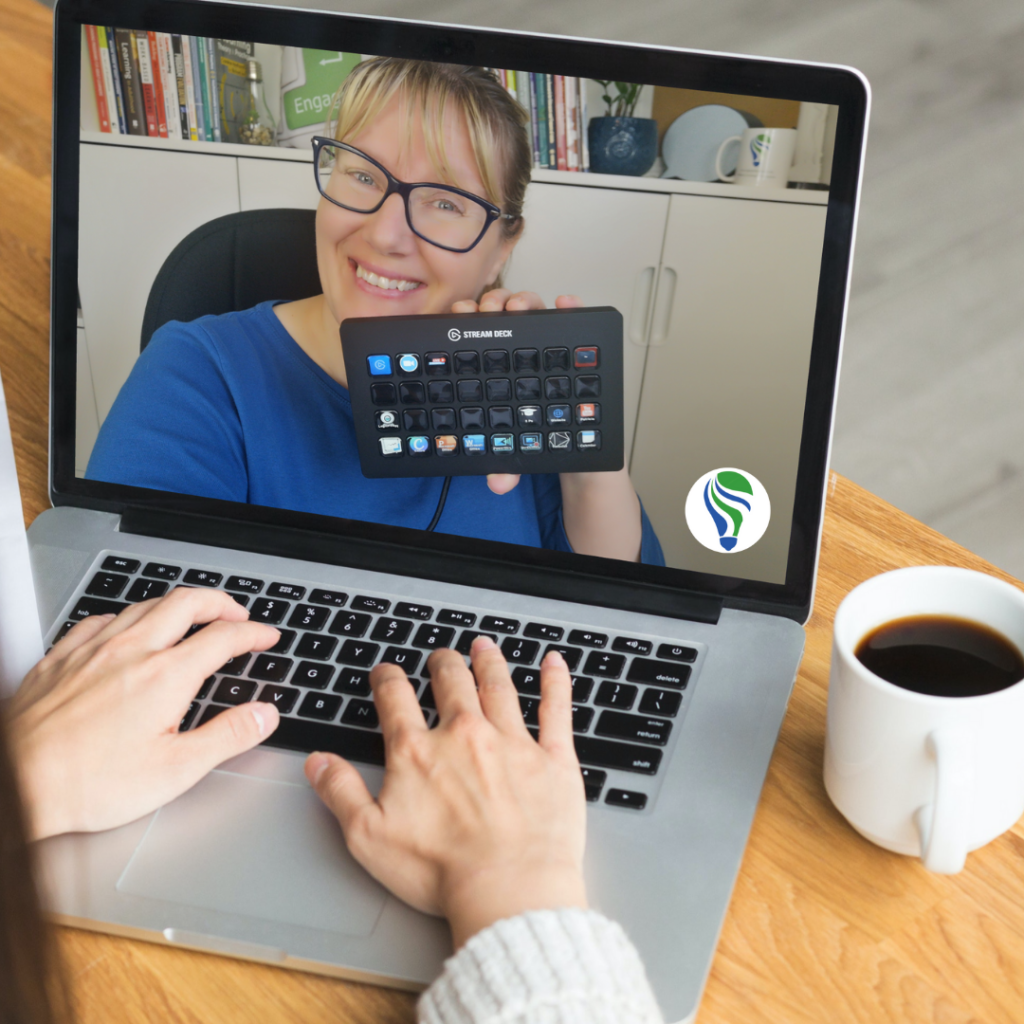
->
[213,677,257,705]
[571,676,594,703]
[573,705,595,732]
[543,644,582,672]
[334,668,370,696]
[419,683,436,709]
[352,595,391,614]
[102,555,140,574]
[371,382,397,405]
[85,572,129,599]
[455,630,498,655]
[269,630,296,654]
[413,623,456,650]
[288,604,330,631]
[125,578,168,602]
[438,609,476,627]
[483,349,510,373]
[249,598,290,624]
[330,610,372,636]
[519,696,540,726]
[638,688,682,717]
[70,596,128,620]
[596,710,672,746]
[425,352,450,376]
[183,569,222,587]
[544,376,571,399]
[267,583,305,600]
[574,375,601,399]
[427,380,454,403]
[295,661,335,689]
[511,667,541,695]
[337,639,379,667]
[459,405,484,430]
[481,615,519,634]
[294,633,338,660]
[595,681,638,710]
[256,684,299,714]
[298,692,342,721]
[381,646,422,674]
[229,594,251,608]
[525,622,563,641]
[501,637,539,664]
[309,588,348,607]
[219,653,251,675]
[395,601,434,620]
[606,788,648,810]
[142,562,181,580]
[249,654,293,682]
[342,699,379,728]
[573,346,599,369]
[486,380,512,403]
[567,629,607,649]
[656,643,698,663]
[372,617,414,644]
[197,676,215,700]
[454,350,481,374]
[581,766,606,801]
[543,347,569,371]
[513,348,540,372]
[613,636,652,656]
[226,576,264,594]
[263,718,385,766]
[198,704,226,727]
[179,701,200,732]
[574,735,662,775]
[626,659,691,689]
[583,651,626,679]
[52,620,77,642]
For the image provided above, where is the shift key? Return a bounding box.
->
[626,657,690,689]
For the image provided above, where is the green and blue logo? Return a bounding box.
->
[684,468,771,553]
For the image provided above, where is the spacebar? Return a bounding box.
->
[263,717,386,766]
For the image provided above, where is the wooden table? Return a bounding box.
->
[3,1,1024,1020]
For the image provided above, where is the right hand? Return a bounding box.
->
[306,638,588,948]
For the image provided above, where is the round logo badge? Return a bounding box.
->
[684,468,770,553]
[448,328,461,342]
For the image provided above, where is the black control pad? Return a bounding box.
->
[341,307,624,478]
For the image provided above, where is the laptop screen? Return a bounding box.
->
[52,1,867,618]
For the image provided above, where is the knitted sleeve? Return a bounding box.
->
[417,908,665,1024]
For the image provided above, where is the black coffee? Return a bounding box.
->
[855,615,1024,697]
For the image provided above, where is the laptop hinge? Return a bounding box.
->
[119,506,723,626]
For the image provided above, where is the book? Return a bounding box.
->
[553,75,567,171]
[214,39,254,145]
[534,73,549,169]
[113,28,145,135]
[101,27,126,134]
[188,37,207,141]
[194,36,212,141]
[179,35,199,140]
[145,32,169,138]
[84,26,112,132]
[155,33,181,140]
[528,73,541,168]
[170,35,191,140]
[579,77,589,171]
[133,31,159,137]
[204,38,222,142]
[544,74,556,168]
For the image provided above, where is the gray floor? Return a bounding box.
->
[58,0,1024,577]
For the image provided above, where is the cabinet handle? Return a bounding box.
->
[649,266,677,346]
[628,266,656,346]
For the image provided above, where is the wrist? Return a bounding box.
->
[9,729,73,841]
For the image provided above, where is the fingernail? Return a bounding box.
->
[306,753,330,785]
[544,650,566,668]
[473,634,497,651]
[250,703,268,737]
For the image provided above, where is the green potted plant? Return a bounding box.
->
[588,80,657,176]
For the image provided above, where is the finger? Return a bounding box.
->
[504,291,545,311]
[369,662,429,747]
[161,618,281,691]
[486,473,521,495]
[450,299,479,313]
[305,752,380,842]
[46,613,116,658]
[477,288,513,312]
[179,699,279,774]
[537,650,577,760]
[471,635,527,735]
[554,294,584,308]
[427,647,483,722]
[117,586,251,652]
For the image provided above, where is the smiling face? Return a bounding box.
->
[315,94,517,323]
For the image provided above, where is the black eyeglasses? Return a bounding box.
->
[312,137,516,254]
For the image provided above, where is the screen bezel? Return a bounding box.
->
[51,0,869,623]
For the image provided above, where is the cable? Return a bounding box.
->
[426,476,452,532]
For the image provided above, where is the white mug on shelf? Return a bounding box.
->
[824,566,1024,874]
[715,127,797,188]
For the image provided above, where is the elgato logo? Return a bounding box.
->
[446,327,512,341]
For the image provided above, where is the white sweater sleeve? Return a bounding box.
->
[417,908,665,1024]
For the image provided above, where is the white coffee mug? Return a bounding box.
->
[715,127,797,188]
[824,566,1024,874]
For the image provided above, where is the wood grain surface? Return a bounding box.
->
[2,0,1023,1020]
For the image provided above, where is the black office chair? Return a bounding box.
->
[140,208,321,351]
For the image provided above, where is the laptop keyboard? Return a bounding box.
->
[53,552,703,812]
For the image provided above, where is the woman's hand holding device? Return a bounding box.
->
[306,637,588,949]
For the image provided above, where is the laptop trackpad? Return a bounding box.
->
[117,770,388,936]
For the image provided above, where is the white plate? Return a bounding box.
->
[661,105,761,181]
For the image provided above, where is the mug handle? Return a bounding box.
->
[715,136,742,182]
[914,727,973,874]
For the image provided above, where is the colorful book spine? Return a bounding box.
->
[84,26,111,132]
[534,73,549,169]
[145,31,169,138]
[179,35,199,140]
[553,75,567,171]
[544,74,556,168]
[528,73,541,168]
[156,33,180,140]
[114,27,145,135]
[205,38,222,142]
[194,36,212,141]
[189,37,207,141]
[170,35,190,140]
[133,31,159,137]
[101,27,127,134]
[565,76,579,171]
[505,69,517,98]
[579,77,589,171]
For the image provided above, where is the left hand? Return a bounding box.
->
[452,289,583,496]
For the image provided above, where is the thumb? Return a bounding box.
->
[486,473,521,495]
[182,701,279,772]
[305,752,378,839]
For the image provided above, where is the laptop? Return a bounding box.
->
[32,0,868,1019]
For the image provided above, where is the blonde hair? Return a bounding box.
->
[329,58,531,243]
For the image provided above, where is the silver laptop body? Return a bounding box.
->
[33,2,869,1020]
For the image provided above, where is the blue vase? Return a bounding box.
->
[587,117,658,176]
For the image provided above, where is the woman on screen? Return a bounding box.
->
[86,58,663,564]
